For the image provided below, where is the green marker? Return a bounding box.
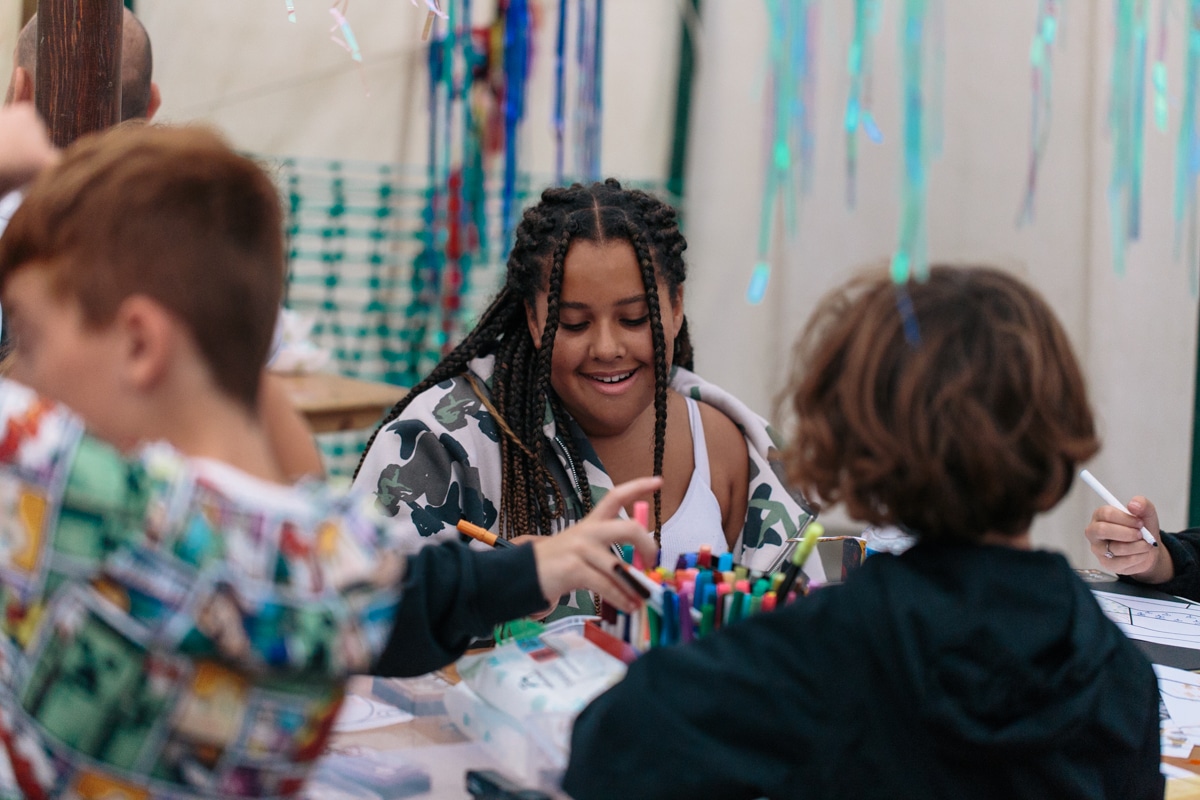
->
[777,522,825,600]
[794,521,824,569]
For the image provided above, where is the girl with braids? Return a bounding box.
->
[354,179,822,602]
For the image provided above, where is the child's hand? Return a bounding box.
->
[510,534,559,619]
[0,104,57,195]
[1085,495,1174,583]
[531,476,661,614]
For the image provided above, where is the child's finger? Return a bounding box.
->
[588,561,642,613]
[588,519,659,565]
[575,538,643,612]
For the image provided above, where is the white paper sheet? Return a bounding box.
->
[1092,590,1200,650]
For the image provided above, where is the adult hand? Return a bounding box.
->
[1085,495,1174,583]
[531,476,661,614]
[0,104,57,195]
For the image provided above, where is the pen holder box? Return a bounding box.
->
[583,620,638,664]
[370,672,455,717]
[814,537,866,583]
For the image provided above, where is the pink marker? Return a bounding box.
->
[632,500,650,570]
[633,500,649,528]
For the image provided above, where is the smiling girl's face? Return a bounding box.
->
[525,239,683,440]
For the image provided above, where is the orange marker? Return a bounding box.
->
[456,520,513,549]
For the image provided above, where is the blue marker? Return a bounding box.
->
[693,572,713,610]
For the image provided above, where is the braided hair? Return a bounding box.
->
[355,179,692,542]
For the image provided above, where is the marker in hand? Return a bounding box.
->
[456,519,515,549]
[1078,469,1158,548]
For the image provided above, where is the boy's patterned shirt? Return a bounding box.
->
[0,380,402,799]
[356,356,823,580]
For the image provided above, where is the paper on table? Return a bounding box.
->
[1156,664,1200,727]
[1093,590,1200,651]
[333,692,415,733]
[1155,663,1200,767]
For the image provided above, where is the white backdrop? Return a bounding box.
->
[5,0,1195,565]
[684,1,1198,564]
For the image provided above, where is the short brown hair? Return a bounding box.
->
[783,265,1099,543]
[0,124,283,409]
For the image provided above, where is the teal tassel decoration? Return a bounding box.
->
[892,0,941,284]
[749,0,818,304]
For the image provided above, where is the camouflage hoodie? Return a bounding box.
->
[355,355,822,580]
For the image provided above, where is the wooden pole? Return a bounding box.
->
[35,0,123,148]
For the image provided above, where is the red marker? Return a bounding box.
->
[715,582,733,629]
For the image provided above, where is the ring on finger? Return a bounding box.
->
[1104,542,1114,559]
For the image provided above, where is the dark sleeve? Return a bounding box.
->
[1134,530,1200,600]
[372,540,547,677]
[563,600,829,800]
[1129,687,1167,800]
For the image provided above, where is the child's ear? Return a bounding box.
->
[525,300,543,349]
[6,67,33,104]
[669,286,684,337]
[114,295,173,392]
[145,82,162,120]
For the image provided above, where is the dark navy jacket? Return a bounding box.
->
[565,544,1163,800]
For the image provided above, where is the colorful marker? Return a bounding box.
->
[456,519,514,549]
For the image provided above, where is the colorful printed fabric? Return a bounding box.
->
[354,355,822,579]
[0,379,402,799]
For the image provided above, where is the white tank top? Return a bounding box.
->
[658,397,729,570]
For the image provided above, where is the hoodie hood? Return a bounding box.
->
[859,543,1152,753]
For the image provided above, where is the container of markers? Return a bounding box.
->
[591,527,823,660]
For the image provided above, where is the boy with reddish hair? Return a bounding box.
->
[0,122,656,798]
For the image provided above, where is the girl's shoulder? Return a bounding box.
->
[694,397,750,546]
[669,367,768,450]
[694,399,748,466]
[391,357,499,433]
[355,359,504,492]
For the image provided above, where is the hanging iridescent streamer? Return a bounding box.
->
[286,0,297,23]
[891,0,941,284]
[748,0,818,305]
[329,1,364,64]
[1017,0,1062,225]
[550,0,605,183]
[1154,0,1170,133]
[1109,0,1150,276]
[553,0,569,182]
[577,0,605,181]
[845,0,883,209]
[416,0,449,40]
[1176,0,1200,293]
[501,0,532,246]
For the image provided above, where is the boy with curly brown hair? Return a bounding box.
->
[565,265,1162,800]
